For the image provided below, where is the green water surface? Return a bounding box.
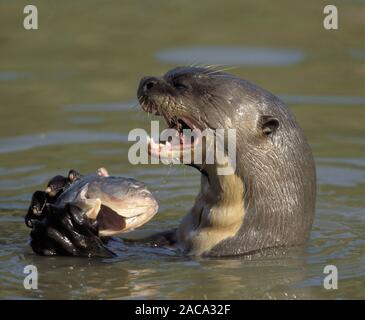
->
[0,0,364,299]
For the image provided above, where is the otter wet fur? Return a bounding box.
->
[29,66,316,258]
[137,66,316,257]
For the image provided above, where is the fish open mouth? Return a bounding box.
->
[142,102,203,161]
[96,205,126,236]
[94,196,158,237]
[77,183,159,237]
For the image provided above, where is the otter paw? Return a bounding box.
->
[96,167,109,177]
[29,205,115,258]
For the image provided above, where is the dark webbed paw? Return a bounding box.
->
[67,169,83,183]
[25,191,48,228]
[27,169,114,258]
[45,175,68,199]
[30,204,114,257]
[44,169,83,201]
[25,170,81,228]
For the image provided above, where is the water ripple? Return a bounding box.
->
[63,101,136,112]
[0,131,128,154]
[155,46,305,66]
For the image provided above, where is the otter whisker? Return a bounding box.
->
[206,65,238,75]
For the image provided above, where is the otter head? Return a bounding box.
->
[137,66,316,256]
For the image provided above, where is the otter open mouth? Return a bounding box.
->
[144,106,203,161]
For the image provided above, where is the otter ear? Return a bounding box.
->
[260,115,280,135]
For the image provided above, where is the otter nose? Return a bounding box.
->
[140,76,158,93]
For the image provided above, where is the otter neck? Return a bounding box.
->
[177,165,245,256]
[201,166,244,210]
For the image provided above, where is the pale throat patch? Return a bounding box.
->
[178,172,245,256]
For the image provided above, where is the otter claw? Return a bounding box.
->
[97,167,109,177]
[68,169,83,183]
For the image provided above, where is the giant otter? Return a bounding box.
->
[29,66,316,257]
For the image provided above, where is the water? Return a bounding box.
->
[0,0,364,299]
[155,47,305,66]
[347,49,365,61]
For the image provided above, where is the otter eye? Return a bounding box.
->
[172,82,188,90]
[260,115,280,136]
